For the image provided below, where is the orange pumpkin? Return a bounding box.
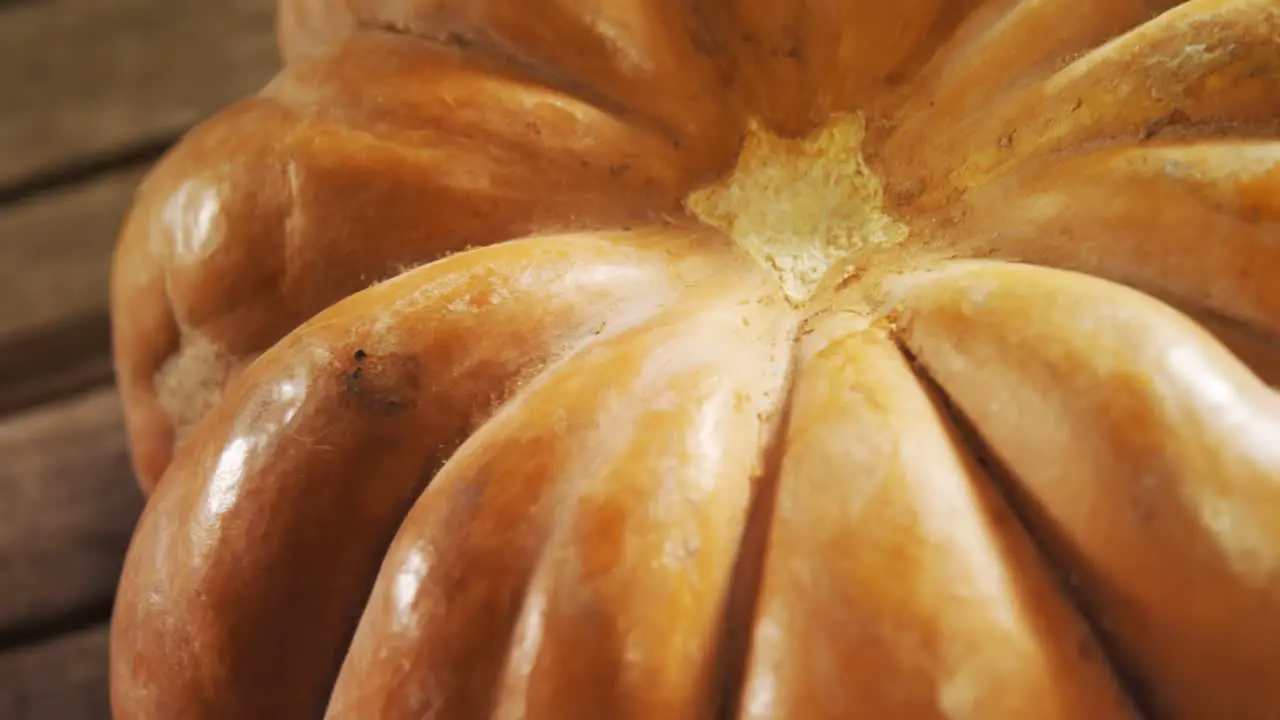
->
[108,1,1280,718]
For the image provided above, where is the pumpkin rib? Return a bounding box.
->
[327,25,664,151]
[110,228,754,718]
[1091,285,1280,391]
[112,32,706,490]
[945,140,1280,344]
[111,187,184,490]
[1174,302,1280,388]
[492,295,796,720]
[257,30,706,207]
[332,0,744,174]
[883,0,1280,207]
[707,325,802,720]
[326,279,798,719]
[878,0,1157,163]
[736,318,1141,719]
[885,259,1280,720]
[891,335,1160,718]
[943,139,1280,322]
[707,0,981,137]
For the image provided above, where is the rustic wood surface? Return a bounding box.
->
[0,1,281,716]
[0,389,143,646]
[0,168,143,417]
[0,627,111,720]
[0,0,279,199]
[0,167,144,343]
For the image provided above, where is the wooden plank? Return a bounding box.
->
[0,167,145,414]
[0,0,281,194]
[0,312,114,418]
[0,167,142,343]
[0,624,110,720]
[0,387,143,644]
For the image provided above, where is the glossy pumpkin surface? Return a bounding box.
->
[109,1,1280,718]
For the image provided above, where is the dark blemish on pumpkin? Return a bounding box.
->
[1140,108,1190,140]
[998,129,1017,149]
[450,469,492,517]
[609,163,629,177]
[786,44,803,61]
[1071,98,1084,113]
[443,31,475,50]
[342,351,421,416]
[741,32,760,45]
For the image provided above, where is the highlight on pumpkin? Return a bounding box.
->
[105,1,1280,718]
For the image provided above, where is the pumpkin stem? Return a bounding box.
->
[684,113,909,304]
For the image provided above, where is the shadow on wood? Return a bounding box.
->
[0,388,143,647]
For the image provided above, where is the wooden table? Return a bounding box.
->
[0,2,280,716]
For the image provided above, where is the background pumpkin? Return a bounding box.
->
[107,0,1280,718]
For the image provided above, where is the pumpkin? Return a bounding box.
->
[107,0,1280,718]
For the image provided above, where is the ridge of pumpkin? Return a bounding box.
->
[684,113,909,304]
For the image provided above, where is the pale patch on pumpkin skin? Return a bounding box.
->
[684,113,910,304]
[155,332,244,446]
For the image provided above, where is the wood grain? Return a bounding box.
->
[0,3,280,714]
[0,624,110,720]
[0,0,280,195]
[0,311,114,418]
[0,167,146,415]
[0,387,142,645]
[0,167,142,342]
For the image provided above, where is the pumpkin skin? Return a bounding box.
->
[107,1,1280,719]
